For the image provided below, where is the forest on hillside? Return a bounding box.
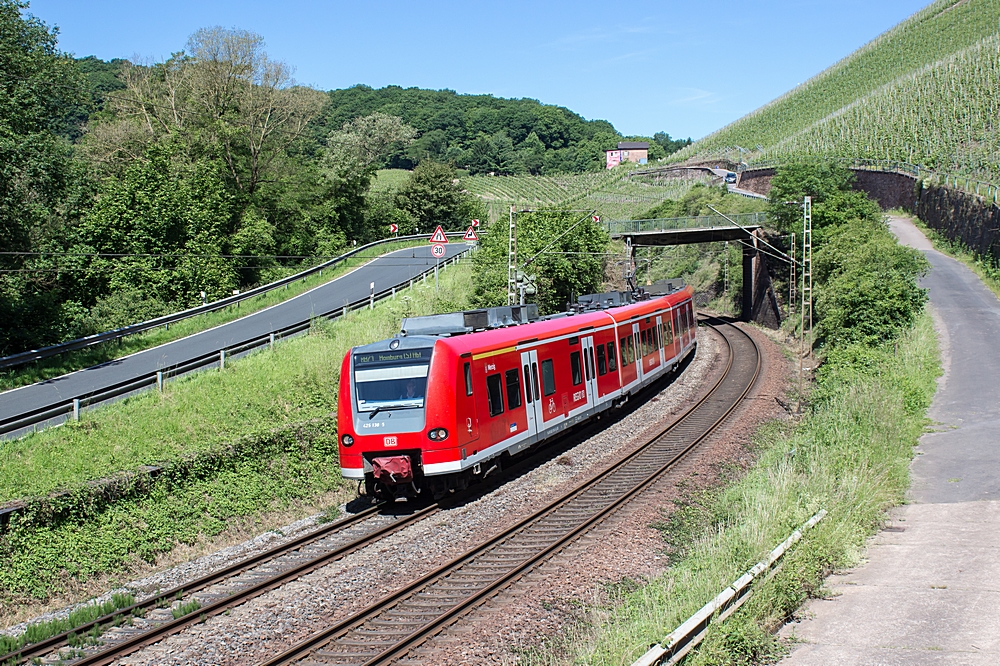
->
[0,1,691,357]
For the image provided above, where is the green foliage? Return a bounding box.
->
[677,0,1000,181]
[472,211,609,313]
[0,264,474,606]
[643,182,767,219]
[171,599,202,620]
[0,591,134,655]
[80,145,237,306]
[316,85,688,176]
[564,313,940,665]
[395,161,485,231]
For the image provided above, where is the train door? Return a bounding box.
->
[581,336,599,407]
[656,315,665,366]
[632,322,643,383]
[520,350,543,437]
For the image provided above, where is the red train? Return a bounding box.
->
[337,285,697,500]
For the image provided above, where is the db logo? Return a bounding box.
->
[547,398,556,414]
[384,436,398,447]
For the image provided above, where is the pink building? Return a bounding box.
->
[605,141,649,169]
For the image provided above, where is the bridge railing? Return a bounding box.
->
[603,211,768,235]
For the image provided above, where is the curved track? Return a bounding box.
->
[259,318,759,666]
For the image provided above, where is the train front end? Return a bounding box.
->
[337,336,456,500]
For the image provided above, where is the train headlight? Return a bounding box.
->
[341,434,354,447]
[428,428,448,441]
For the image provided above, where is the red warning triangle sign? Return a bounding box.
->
[429,225,448,243]
[463,226,479,241]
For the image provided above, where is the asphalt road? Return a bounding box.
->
[780,217,1000,664]
[0,243,468,427]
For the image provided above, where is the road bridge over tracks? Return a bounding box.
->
[601,212,781,328]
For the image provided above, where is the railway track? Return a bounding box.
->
[0,503,439,666]
[2,317,750,666]
[258,317,759,666]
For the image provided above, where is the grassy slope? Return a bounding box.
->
[549,312,939,665]
[1,262,473,608]
[462,169,710,221]
[0,239,428,392]
[675,0,1000,178]
[1,260,473,504]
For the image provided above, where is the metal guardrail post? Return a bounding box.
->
[72,399,80,421]
[156,371,163,392]
[219,350,225,371]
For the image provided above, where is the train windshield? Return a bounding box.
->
[353,347,432,412]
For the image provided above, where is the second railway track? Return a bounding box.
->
[260,317,759,666]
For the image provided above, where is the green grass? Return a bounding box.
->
[0,239,428,392]
[0,261,474,610]
[0,259,474,504]
[0,592,134,655]
[677,0,1000,180]
[372,168,412,193]
[462,169,710,222]
[536,310,939,665]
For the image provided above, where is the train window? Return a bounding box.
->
[522,365,532,403]
[569,336,579,345]
[486,373,505,417]
[665,319,673,345]
[464,362,473,396]
[588,347,596,378]
[570,351,583,386]
[619,337,629,366]
[505,369,522,410]
[607,341,617,372]
[641,329,649,356]
[531,361,540,400]
[654,324,661,349]
[596,344,607,375]
[584,348,592,381]
[628,336,636,364]
[541,359,556,396]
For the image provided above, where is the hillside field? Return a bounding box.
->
[676,0,1000,182]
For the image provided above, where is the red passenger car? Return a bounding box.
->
[337,286,697,499]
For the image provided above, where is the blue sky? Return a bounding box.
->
[28,0,931,140]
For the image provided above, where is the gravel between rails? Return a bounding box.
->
[93,328,722,666]
[408,322,792,665]
[5,326,723,665]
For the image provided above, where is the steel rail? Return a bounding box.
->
[0,504,396,665]
[6,370,670,666]
[258,318,759,666]
[0,247,471,440]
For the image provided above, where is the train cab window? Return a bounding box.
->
[522,364,533,404]
[596,344,607,375]
[464,362,473,396]
[606,341,617,372]
[531,361,540,400]
[570,351,583,386]
[541,359,556,396]
[486,373,505,417]
[505,369,522,410]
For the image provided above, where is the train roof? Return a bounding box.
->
[434,286,693,358]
